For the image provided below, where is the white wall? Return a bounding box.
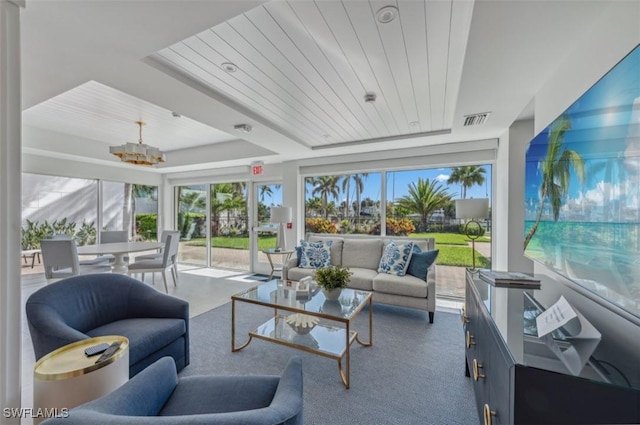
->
[507,119,534,273]
[534,1,640,133]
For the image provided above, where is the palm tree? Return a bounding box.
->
[396,178,452,231]
[447,166,486,198]
[341,175,351,220]
[305,197,323,217]
[353,173,368,222]
[123,184,156,240]
[524,115,585,249]
[259,184,281,203]
[211,183,235,236]
[311,176,341,219]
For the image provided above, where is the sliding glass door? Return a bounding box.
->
[210,182,249,270]
[176,184,207,266]
[253,182,283,275]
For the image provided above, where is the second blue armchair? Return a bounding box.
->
[42,356,304,425]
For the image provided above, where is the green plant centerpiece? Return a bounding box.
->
[314,265,352,300]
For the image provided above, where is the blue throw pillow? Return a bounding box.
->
[295,246,302,265]
[378,241,414,276]
[299,240,332,269]
[406,246,439,281]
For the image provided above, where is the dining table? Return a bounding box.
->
[77,241,164,274]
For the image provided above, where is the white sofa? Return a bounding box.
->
[282,233,437,323]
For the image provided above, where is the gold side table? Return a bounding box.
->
[262,249,294,280]
[33,335,129,424]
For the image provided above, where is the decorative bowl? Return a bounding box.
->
[285,313,319,335]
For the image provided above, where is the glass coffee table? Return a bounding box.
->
[231,279,373,388]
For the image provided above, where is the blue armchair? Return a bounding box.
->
[41,356,304,425]
[26,273,189,377]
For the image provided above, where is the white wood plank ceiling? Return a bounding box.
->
[23,81,235,151]
[152,0,474,148]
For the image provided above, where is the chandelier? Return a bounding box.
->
[110,121,166,166]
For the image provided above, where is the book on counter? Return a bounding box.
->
[478,269,541,289]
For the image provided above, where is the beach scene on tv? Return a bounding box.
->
[524,44,640,318]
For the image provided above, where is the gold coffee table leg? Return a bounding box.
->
[231,299,253,352]
[337,322,351,389]
[355,297,373,346]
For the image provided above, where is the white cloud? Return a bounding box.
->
[436,174,449,182]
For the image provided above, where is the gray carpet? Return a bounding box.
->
[184,302,479,425]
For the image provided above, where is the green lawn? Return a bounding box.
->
[185,236,276,251]
[437,245,490,268]
[411,232,491,244]
[185,233,490,268]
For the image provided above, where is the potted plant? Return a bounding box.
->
[314,265,352,300]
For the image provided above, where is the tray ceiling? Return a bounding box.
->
[150,0,473,148]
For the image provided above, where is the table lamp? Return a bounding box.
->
[270,206,292,251]
[455,198,489,271]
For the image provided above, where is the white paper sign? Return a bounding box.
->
[537,296,602,376]
[535,296,577,338]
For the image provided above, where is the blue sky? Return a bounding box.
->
[525,44,640,221]
[266,166,493,207]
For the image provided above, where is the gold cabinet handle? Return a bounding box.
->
[461,308,470,325]
[473,358,485,381]
[466,330,476,348]
[483,404,496,425]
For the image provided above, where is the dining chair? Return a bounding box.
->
[40,239,108,282]
[48,233,111,266]
[128,234,178,293]
[100,230,128,243]
[135,230,178,260]
[99,230,129,263]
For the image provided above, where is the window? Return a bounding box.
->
[304,173,381,235]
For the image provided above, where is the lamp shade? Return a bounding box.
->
[270,206,292,223]
[455,198,489,219]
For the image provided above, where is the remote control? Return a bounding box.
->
[84,342,110,357]
[94,341,122,364]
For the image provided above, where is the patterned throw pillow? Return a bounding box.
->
[299,240,333,269]
[378,241,414,276]
[406,245,439,281]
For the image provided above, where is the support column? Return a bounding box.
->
[0,0,24,422]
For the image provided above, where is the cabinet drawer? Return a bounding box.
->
[484,322,513,424]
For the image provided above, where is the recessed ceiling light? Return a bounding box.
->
[234,124,252,133]
[376,6,398,24]
[221,62,238,73]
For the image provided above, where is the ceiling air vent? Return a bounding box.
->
[463,112,491,126]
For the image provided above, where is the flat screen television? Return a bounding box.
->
[524,43,640,320]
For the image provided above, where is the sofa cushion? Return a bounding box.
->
[378,241,414,276]
[87,318,186,366]
[287,267,315,282]
[373,273,428,298]
[406,247,439,281]
[309,236,343,266]
[342,239,383,270]
[299,240,332,268]
[348,268,378,291]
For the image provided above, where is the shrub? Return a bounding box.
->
[136,213,158,240]
[177,212,205,237]
[369,218,415,236]
[305,218,338,234]
[21,218,96,248]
